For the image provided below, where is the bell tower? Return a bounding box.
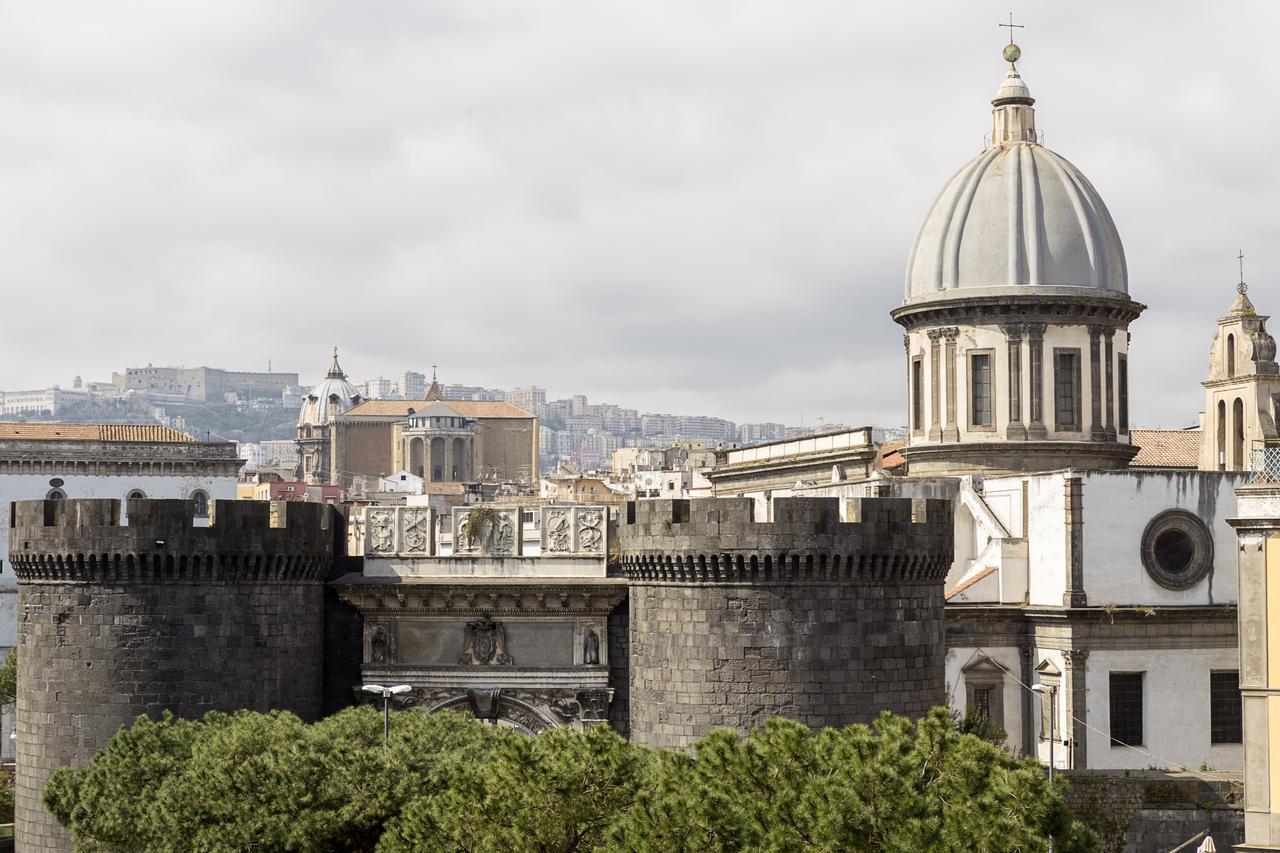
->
[1200,258,1280,471]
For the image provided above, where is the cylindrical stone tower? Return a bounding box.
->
[618,496,952,749]
[10,498,334,852]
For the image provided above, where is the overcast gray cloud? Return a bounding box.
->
[0,1,1273,428]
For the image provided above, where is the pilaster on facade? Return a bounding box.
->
[1062,648,1089,769]
[1062,474,1087,607]
[1088,326,1107,442]
[942,327,961,442]
[927,329,943,441]
[1229,488,1280,848]
[1003,324,1027,441]
[1026,323,1048,439]
[1103,328,1117,440]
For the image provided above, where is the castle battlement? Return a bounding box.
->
[617,496,952,584]
[9,498,335,583]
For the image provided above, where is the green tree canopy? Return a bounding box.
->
[45,706,1096,853]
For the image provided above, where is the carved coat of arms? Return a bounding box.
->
[459,615,513,665]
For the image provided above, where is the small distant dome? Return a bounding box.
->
[905,66,1128,303]
[298,349,361,427]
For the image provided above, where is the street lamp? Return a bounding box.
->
[1031,683,1059,853]
[362,683,412,749]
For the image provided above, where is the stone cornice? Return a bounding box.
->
[891,293,1146,332]
[332,575,627,615]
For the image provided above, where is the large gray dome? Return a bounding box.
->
[904,69,1128,303]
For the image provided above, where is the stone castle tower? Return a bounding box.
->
[1200,287,1280,471]
[10,498,335,852]
[893,52,1145,476]
[617,496,952,749]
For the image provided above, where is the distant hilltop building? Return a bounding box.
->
[112,364,299,402]
[296,356,538,489]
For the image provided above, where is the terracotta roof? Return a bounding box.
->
[0,423,200,443]
[345,399,533,419]
[1130,428,1202,469]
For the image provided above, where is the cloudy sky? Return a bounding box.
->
[1,1,1274,428]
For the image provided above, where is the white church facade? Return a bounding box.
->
[711,46,1264,772]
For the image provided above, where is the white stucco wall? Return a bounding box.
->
[1025,472,1067,607]
[1084,648,1243,771]
[1080,470,1245,606]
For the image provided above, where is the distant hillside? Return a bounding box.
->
[13,397,298,445]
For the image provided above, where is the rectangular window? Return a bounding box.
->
[1118,354,1129,433]
[971,687,992,719]
[970,353,992,428]
[1211,670,1243,744]
[1054,349,1082,431]
[1109,672,1144,747]
[912,357,924,433]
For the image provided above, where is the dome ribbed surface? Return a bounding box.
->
[905,142,1128,301]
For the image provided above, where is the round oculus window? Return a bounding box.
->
[1140,509,1213,590]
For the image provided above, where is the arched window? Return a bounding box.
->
[1233,398,1246,469]
[1228,334,1237,378]
[1217,400,1227,471]
[191,490,209,518]
[45,488,66,501]
[126,489,146,501]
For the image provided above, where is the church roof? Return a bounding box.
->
[413,400,464,418]
[905,58,1129,303]
[0,423,200,443]
[345,399,534,420]
[1129,428,1202,469]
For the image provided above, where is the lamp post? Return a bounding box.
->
[362,683,412,750]
[1032,683,1058,852]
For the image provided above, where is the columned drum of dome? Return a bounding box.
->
[892,53,1145,476]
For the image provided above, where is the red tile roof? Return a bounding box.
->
[0,423,200,443]
[1130,428,1202,469]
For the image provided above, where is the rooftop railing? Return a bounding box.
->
[1249,439,1280,483]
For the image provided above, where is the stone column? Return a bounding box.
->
[943,328,960,442]
[1027,324,1047,439]
[1088,326,1106,442]
[1004,324,1026,440]
[1063,649,1089,769]
[928,329,943,441]
[1063,474,1087,607]
[1230,485,1280,850]
[1103,329,1116,440]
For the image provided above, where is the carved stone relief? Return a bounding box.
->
[539,506,608,556]
[453,507,520,556]
[459,615,513,665]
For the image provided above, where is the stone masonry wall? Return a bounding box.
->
[619,497,952,749]
[10,498,332,853]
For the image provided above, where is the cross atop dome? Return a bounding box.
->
[999,12,1024,67]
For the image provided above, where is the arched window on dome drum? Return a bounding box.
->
[911,357,924,433]
[1228,334,1236,378]
[1233,398,1245,470]
[1217,400,1227,470]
